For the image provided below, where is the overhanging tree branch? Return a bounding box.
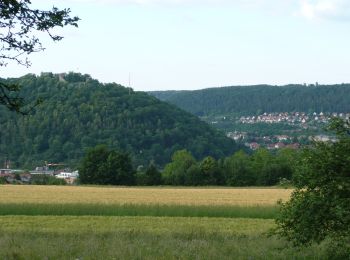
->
[0,0,79,112]
[0,81,42,114]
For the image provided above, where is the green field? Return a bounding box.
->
[0,216,326,259]
[0,203,278,219]
[0,186,326,259]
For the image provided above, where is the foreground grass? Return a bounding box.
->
[0,185,292,205]
[0,203,278,218]
[0,216,326,259]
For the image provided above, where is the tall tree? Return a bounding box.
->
[0,0,79,113]
[79,145,135,185]
[144,162,162,185]
[276,118,350,256]
[199,156,222,185]
[224,150,254,186]
[162,150,196,185]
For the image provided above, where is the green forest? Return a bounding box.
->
[150,84,350,116]
[0,73,238,168]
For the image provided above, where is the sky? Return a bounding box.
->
[1,0,350,91]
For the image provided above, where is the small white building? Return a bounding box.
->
[55,170,79,179]
[55,170,79,184]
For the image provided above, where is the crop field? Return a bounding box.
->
[0,185,292,205]
[0,186,326,259]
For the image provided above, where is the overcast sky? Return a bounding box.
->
[2,0,350,91]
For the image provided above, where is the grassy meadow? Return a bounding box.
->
[0,185,326,259]
[0,216,327,259]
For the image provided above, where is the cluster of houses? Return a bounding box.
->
[0,165,79,185]
[245,142,300,151]
[222,111,348,151]
[227,131,337,151]
[239,112,350,126]
[227,131,248,141]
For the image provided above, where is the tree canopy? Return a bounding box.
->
[161,148,297,186]
[0,0,79,113]
[276,118,350,255]
[151,84,350,116]
[79,145,135,185]
[0,73,238,168]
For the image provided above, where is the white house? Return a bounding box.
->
[55,170,79,179]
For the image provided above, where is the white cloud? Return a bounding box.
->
[299,0,350,20]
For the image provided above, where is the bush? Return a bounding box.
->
[275,118,350,251]
[144,163,162,185]
[277,178,293,188]
[135,172,148,186]
[324,238,350,260]
[0,177,7,184]
[30,175,66,185]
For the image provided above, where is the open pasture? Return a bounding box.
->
[0,185,292,206]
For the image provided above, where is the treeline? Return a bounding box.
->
[150,84,350,116]
[79,145,298,186]
[0,72,238,168]
[161,148,297,186]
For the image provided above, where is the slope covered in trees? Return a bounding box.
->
[0,73,238,168]
[150,84,350,116]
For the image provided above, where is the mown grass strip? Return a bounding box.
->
[0,203,278,218]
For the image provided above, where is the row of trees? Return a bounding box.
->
[79,146,298,187]
[162,148,297,186]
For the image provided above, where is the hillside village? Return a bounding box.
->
[210,112,347,150]
[0,163,79,185]
[238,112,350,125]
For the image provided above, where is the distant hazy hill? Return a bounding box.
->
[150,84,350,116]
[0,73,238,168]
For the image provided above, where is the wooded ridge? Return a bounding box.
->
[150,84,350,116]
[0,73,238,168]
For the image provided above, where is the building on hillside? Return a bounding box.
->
[311,135,337,143]
[275,135,289,141]
[30,163,66,176]
[0,169,12,175]
[30,167,54,175]
[248,142,260,150]
[286,143,300,149]
[267,144,276,150]
[20,173,32,183]
[227,131,247,141]
[274,142,286,149]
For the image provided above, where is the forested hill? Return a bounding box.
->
[0,73,238,168]
[150,84,350,116]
